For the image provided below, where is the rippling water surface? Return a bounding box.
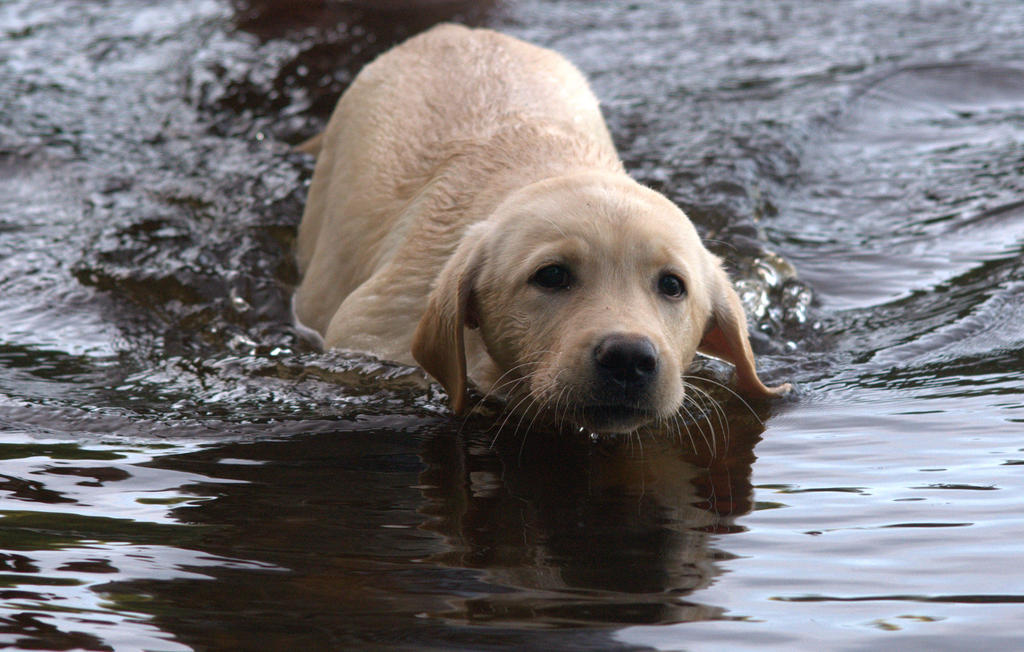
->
[2,1,1023,650]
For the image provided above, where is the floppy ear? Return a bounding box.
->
[411,228,486,415]
[699,265,792,399]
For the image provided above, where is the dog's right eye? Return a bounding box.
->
[531,264,572,290]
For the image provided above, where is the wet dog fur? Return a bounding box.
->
[294,24,790,434]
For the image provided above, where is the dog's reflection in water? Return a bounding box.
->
[417,400,765,627]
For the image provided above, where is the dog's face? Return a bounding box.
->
[413,172,789,434]
[469,175,712,433]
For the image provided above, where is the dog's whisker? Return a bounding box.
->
[530,370,567,434]
[471,356,547,406]
[682,374,765,428]
[516,382,552,438]
[515,392,551,464]
[680,381,728,457]
[460,371,532,438]
[520,392,553,455]
[679,384,720,454]
[678,381,712,454]
[660,413,678,448]
[457,362,540,442]
[671,414,693,453]
[558,387,575,436]
[674,400,701,454]
[507,373,557,446]
[556,391,571,435]
[491,382,539,449]
[473,348,561,406]
[690,381,732,451]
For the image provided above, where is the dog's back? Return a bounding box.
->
[294,24,620,352]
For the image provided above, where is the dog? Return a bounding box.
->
[293,23,790,434]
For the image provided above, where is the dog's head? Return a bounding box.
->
[412,172,790,433]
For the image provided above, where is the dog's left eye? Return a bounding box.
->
[531,264,572,290]
[657,273,686,299]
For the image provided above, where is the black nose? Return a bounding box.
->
[593,334,659,389]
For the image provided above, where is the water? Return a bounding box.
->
[1,0,1023,649]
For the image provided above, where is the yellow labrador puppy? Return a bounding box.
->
[294,24,790,434]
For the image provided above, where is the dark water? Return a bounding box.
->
[2,1,1023,649]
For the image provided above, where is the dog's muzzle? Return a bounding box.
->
[577,333,661,432]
